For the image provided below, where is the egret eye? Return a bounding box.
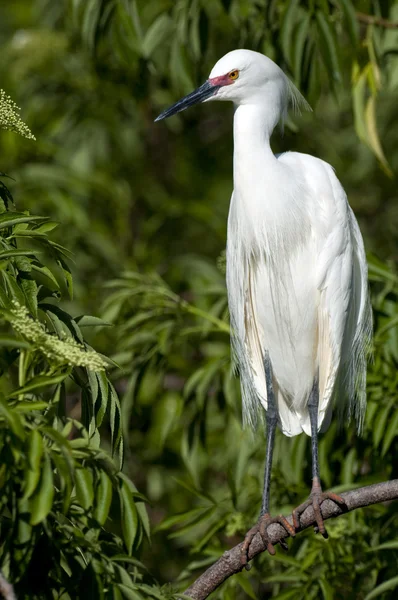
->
[228,70,239,80]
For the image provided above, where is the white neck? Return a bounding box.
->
[232,102,279,199]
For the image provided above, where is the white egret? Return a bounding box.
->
[155,49,372,564]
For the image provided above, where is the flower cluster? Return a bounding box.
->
[0,89,36,139]
[9,303,107,371]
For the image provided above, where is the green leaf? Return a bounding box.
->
[0,213,47,230]
[123,477,150,543]
[81,0,102,51]
[74,467,94,510]
[119,479,139,554]
[40,302,83,342]
[0,335,31,349]
[294,12,311,86]
[338,0,359,46]
[30,450,54,525]
[382,410,398,456]
[235,573,257,600]
[2,271,25,305]
[319,577,334,600]
[365,95,393,177]
[281,0,299,68]
[96,371,109,427]
[142,14,173,58]
[117,584,144,600]
[57,256,73,299]
[0,249,38,260]
[364,576,398,600]
[23,429,44,500]
[51,451,73,514]
[0,396,25,439]
[31,264,60,289]
[109,382,123,464]
[13,401,48,412]
[75,315,112,327]
[373,401,393,448]
[316,10,341,83]
[94,470,113,525]
[370,541,398,552]
[7,373,68,398]
[33,221,58,234]
[352,62,369,145]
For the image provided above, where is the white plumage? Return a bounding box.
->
[156,48,372,440]
[200,50,373,438]
[155,48,373,555]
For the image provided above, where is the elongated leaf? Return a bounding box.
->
[0,249,38,259]
[40,302,83,342]
[30,451,54,525]
[7,373,68,398]
[119,479,139,554]
[23,429,44,500]
[109,382,123,464]
[381,410,398,456]
[13,401,48,412]
[370,541,398,552]
[294,12,311,86]
[94,470,113,525]
[96,371,109,426]
[81,0,102,50]
[0,213,47,230]
[235,573,257,600]
[0,396,25,439]
[31,264,60,289]
[75,315,112,327]
[57,256,73,299]
[281,0,299,68]
[142,14,173,58]
[365,95,393,177]
[338,0,359,46]
[117,584,144,600]
[364,576,398,600]
[316,10,341,83]
[373,400,393,448]
[0,335,31,349]
[74,467,94,510]
[51,452,73,514]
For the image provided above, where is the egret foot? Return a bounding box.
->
[292,476,346,536]
[240,513,295,566]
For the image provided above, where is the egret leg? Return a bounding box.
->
[292,378,346,535]
[240,354,295,566]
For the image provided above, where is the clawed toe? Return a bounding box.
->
[292,484,346,537]
[240,513,295,566]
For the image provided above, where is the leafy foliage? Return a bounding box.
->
[0,174,159,598]
[1,1,398,599]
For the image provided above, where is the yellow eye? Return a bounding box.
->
[228,70,239,80]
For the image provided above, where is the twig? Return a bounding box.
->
[356,12,398,29]
[0,573,16,600]
[184,479,398,600]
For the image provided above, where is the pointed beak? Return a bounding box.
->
[154,80,220,122]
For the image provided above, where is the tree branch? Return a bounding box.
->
[184,479,398,600]
[356,12,398,29]
[0,573,16,600]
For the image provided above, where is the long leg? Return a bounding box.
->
[240,353,295,565]
[292,378,346,534]
[260,352,278,515]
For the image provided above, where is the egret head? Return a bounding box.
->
[155,49,309,123]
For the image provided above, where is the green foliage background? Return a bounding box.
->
[1,0,398,598]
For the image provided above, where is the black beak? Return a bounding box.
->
[154,80,220,122]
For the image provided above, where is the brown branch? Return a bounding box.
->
[356,12,398,29]
[0,573,16,600]
[184,479,398,600]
